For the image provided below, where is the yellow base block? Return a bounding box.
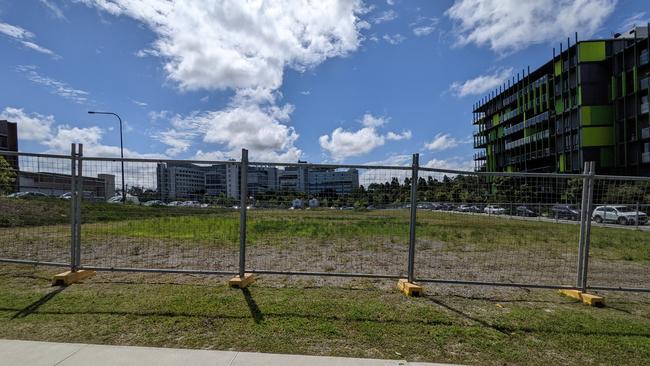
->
[52,270,96,286]
[229,273,256,289]
[397,279,424,297]
[558,289,604,307]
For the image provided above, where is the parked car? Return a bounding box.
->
[143,200,165,207]
[7,191,48,198]
[59,192,73,200]
[107,194,140,204]
[484,205,505,215]
[592,205,648,225]
[457,204,472,212]
[551,204,580,220]
[515,205,537,217]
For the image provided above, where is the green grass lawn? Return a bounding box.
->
[1,266,650,365]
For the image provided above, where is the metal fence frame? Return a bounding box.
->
[1,144,649,293]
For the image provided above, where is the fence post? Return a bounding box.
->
[238,148,248,278]
[69,143,77,272]
[576,162,590,287]
[636,202,640,231]
[74,144,83,269]
[580,161,596,292]
[407,153,419,283]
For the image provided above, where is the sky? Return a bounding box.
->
[0,0,648,170]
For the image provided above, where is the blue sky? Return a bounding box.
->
[0,0,648,169]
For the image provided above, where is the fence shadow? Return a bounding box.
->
[241,288,264,324]
[11,285,67,319]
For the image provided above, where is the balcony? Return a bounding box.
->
[642,103,649,115]
[641,50,649,66]
[474,151,486,160]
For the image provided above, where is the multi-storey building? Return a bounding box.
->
[156,161,359,201]
[0,120,18,172]
[473,26,650,175]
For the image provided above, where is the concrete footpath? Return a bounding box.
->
[0,339,457,366]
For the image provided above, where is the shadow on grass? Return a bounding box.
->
[11,286,67,319]
[241,288,264,324]
[426,296,509,335]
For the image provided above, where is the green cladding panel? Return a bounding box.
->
[581,126,614,147]
[578,41,606,62]
[554,60,562,76]
[559,154,566,172]
[580,106,613,126]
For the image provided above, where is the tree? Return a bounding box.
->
[0,157,16,195]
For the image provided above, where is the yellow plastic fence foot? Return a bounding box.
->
[52,270,96,286]
[558,289,604,307]
[397,278,424,297]
[229,273,256,289]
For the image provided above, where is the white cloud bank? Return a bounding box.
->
[446,0,616,54]
[0,107,161,159]
[424,133,469,151]
[319,113,411,161]
[449,68,513,98]
[0,22,57,56]
[80,0,367,161]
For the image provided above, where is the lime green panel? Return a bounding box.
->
[559,154,566,172]
[577,87,582,105]
[554,60,562,76]
[581,106,613,126]
[582,126,614,147]
[506,166,513,172]
[555,99,564,114]
[578,41,606,62]
[497,126,504,138]
[600,147,614,168]
[492,114,499,124]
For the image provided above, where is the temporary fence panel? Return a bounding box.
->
[0,151,73,267]
[586,175,650,292]
[413,168,586,289]
[77,156,240,275]
[244,161,413,278]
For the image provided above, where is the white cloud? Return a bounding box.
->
[153,129,193,156]
[200,95,209,103]
[319,113,409,161]
[0,22,57,56]
[81,0,366,161]
[423,157,474,172]
[620,12,650,32]
[0,107,162,159]
[360,113,387,127]
[449,67,513,98]
[382,33,406,45]
[386,130,412,141]
[319,127,385,161]
[411,17,439,37]
[16,65,89,104]
[300,90,311,95]
[131,99,147,107]
[386,0,395,5]
[40,0,66,20]
[424,133,469,151]
[81,0,365,92]
[0,107,54,141]
[446,0,616,54]
[373,9,397,24]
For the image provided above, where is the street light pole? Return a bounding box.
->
[88,111,126,203]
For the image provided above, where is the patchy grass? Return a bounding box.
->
[80,209,650,261]
[1,266,650,365]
